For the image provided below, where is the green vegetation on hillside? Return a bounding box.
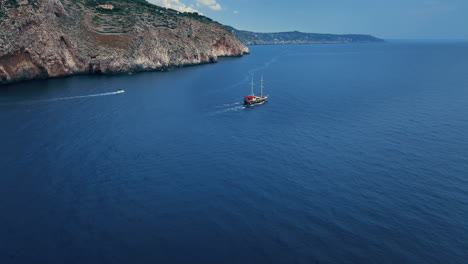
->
[82,0,217,25]
[0,0,19,19]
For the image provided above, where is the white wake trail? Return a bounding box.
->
[45,90,125,102]
[0,90,125,106]
[209,102,246,116]
[215,102,241,108]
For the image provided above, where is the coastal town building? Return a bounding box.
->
[97,4,114,10]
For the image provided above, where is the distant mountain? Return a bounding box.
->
[226,26,384,45]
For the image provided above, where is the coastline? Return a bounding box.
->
[0,51,250,86]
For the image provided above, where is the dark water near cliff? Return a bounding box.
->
[1,42,468,263]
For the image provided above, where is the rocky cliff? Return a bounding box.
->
[0,0,249,84]
[226,26,384,45]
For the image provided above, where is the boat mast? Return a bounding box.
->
[260,75,264,97]
[251,76,254,96]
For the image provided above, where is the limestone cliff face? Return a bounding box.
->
[0,0,249,84]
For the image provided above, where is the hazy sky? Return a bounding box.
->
[148,0,468,39]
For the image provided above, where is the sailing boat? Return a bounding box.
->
[243,76,268,105]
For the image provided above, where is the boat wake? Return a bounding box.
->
[209,102,246,116]
[44,90,125,102]
[248,57,278,77]
[214,102,242,108]
[0,90,125,106]
[220,51,287,93]
[209,100,267,116]
[247,48,290,77]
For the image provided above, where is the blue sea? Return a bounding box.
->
[1,41,467,263]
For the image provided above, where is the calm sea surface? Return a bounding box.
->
[1,42,468,263]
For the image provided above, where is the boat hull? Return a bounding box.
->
[243,97,267,105]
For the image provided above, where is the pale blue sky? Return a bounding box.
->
[148,0,468,39]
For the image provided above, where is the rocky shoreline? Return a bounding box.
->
[0,0,249,84]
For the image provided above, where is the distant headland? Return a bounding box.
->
[226,26,384,45]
